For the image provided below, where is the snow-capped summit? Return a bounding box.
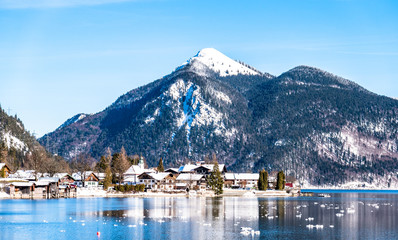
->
[180,48,261,77]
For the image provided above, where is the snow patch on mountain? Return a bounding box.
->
[57,113,89,130]
[179,48,260,77]
[162,79,232,154]
[207,87,232,104]
[283,80,343,90]
[144,108,160,124]
[314,125,398,165]
[1,131,27,152]
[68,141,88,159]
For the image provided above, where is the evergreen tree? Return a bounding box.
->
[0,142,7,163]
[263,170,269,190]
[103,166,112,191]
[258,169,268,190]
[157,158,164,172]
[1,166,5,178]
[258,169,264,190]
[208,160,224,195]
[276,171,286,190]
[97,156,108,172]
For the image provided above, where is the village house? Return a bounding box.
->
[72,171,100,188]
[37,177,61,198]
[268,171,278,189]
[53,173,76,186]
[193,164,227,176]
[138,172,177,191]
[175,173,207,191]
[124,157,155,185]
[0,163,11,177]
[32,181,51,199]
[224,173,259,189]
[8,181,35,199]
[165,168,179,174]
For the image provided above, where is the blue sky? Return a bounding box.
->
[0,0,397,137]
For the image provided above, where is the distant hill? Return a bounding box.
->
[39,48,398,187]
[0,106,68,173]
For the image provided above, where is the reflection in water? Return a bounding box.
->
[1,192,398,239]
[210,197,222,219]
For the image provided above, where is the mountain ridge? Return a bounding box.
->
[39,48,398,187]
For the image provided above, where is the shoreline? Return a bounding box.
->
[302,188,398,191]
[3,188,398,200]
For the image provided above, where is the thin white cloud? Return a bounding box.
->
[0,0,136,9]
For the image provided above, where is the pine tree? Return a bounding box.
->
[98,156,108,172]
[276,171,286,190]
[103,166,112,191]
[258,169,268,190]
[258,169,264,190]
[208,160,224,195]
[157,158,164,172]
[0,142,8,163]
[263,170,269,190]
[1,166,5,178]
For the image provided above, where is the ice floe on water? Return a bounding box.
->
[240,227,260,236]
[306,224,324,229]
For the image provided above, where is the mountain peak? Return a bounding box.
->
[179,48,261,77]
[283,65,364,90]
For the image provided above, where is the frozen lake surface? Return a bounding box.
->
[1,190,398,239]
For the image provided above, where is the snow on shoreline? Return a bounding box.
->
[0,191,10,199]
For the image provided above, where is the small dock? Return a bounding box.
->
[300,192,314,197]
[5,181,77,199]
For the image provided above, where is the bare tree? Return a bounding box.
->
[112,147,130,185]
[26,146,47,180]
[72,153,94,187]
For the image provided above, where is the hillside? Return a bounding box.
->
[0,106,68,173]
[39,48,398,187]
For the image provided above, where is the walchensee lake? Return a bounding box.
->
[1,191,398,239]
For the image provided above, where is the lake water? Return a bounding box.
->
[1,191,398,239]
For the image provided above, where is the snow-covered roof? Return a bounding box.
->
[165,168,179,173]
[8,170,36,179]
[224,173,235,180]
[10,182,34,187]
[0,178,28,182]
[38,177,60,183]
[178,164,198,173]
[224,173,259,181]
[149,172,172,181]
[180,48,260,77]
[196,164,226,172]
[34,181,51,186]
[124,165,144,175]
[96,173,106,179]
[176,173,204,181]
[0,163,6,169]
[72,171,97,181]
[53,173,70,179]
[235,173,259,180]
